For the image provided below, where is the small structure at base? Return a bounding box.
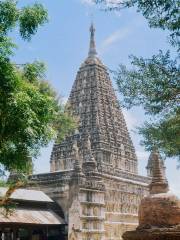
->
[122,149,180,240]
[0,188,67,240]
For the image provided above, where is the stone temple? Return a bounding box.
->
[30,24,150,240]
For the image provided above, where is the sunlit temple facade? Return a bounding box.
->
[30,24,150,240]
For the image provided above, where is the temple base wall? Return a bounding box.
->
[29,170,149,240]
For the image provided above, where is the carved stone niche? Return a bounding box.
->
[103,151,111,164]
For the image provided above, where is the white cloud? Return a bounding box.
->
[80,0,122,8]
[80,0,122,19]
[80,0,95,5]
[99,27,132,54]
[106,0,122,6]
[80,0,122,9]
[122,109,138,130]
[80,0,120,5]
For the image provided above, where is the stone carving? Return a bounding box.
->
[68,198,81,239]
[50,21,138,174]
[29,23,149,240]
[72,140,79,160]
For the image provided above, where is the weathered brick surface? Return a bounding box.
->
[123,226,180,240]
[139,194,180,227]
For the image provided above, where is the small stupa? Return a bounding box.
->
[123,148,180,240]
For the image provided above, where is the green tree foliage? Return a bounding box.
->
[0,1,76,173]
[96,0,180,160]
[116,52,180,158]
[0,0,48,40]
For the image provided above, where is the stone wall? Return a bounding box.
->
[103,175,148,240]
[29,170,148,240]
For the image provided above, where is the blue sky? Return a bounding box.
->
[12,0,179,196]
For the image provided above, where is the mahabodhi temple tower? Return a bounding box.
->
[30,24,150,240]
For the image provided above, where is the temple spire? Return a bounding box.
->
[149,148,169,194]
[88,22,97,58]
[146,148,166,177]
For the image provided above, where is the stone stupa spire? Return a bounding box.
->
[146,148,166,177]
[88,22,97,58]
[149,148,169,194]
